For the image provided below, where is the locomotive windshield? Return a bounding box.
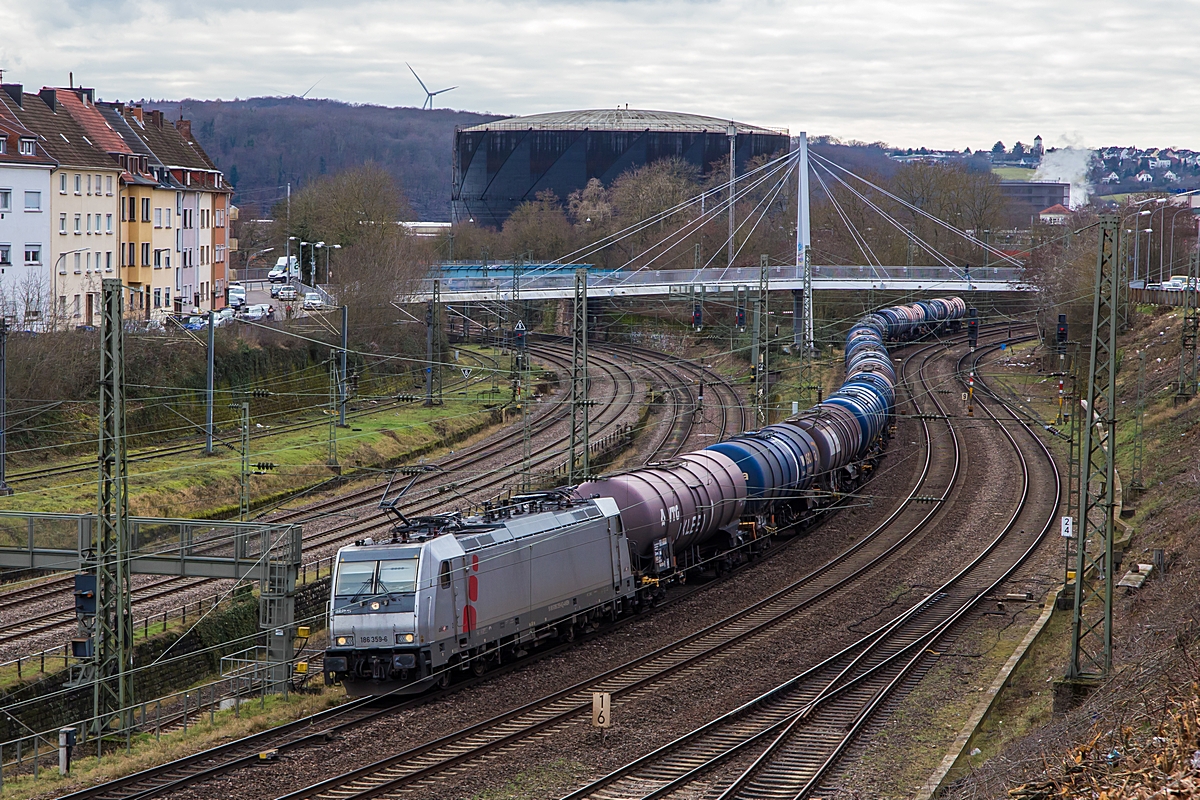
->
[334,557,418,598]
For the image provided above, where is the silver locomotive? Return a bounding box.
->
[324,493,634,695]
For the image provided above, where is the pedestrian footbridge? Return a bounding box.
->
[409,265,1029,303]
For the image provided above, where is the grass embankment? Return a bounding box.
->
[8,682,348,800]
[943,305,1200,797]
[0,394,505,521]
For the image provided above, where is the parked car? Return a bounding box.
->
[270,283,282,298]
[241,303,275,321]
[302,292,324,310]
[214,307,236,327]
[278,286,298,301]
[181,315,209,331]
[228,282,247,308]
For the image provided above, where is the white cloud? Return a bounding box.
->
[5,0,1199,149]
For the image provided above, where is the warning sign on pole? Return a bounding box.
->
[1061,516,1074,539]
[514,320,526,332]
[591,692,611,728]
[461,368,472,378]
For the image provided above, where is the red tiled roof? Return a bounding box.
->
[1039,204,1070,215]
[53,88,134,156]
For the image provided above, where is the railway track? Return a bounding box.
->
[229,329,1029,800]
[558,337,1060,800]
[47,341,744,800]
[2,348,503,486]
[0,337,740,654]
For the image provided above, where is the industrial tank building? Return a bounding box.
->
[452,109,789,228]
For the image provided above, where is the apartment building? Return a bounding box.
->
[0,87,54,328]
[0,86,122,328]
[51,87,161,319]
[99,103,181,318]
[135,115,231,313]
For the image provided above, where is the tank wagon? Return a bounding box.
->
[325,298,966,693]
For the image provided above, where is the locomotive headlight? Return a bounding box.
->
[369,601,381,610]
[335,635,354,647]
[396,633,414,644]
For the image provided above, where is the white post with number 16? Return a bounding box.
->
[592,692,612,728]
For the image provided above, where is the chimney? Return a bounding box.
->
[174,118,192,140]
[1,84,22,109]
[80,87,95,106]
[148,109,163,128]
[130,105,144,123]
[38,88,57,111]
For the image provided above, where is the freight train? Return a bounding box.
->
[323,297,967,694]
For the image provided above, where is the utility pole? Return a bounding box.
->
[205,310,215,455]
[86,278,133,741]
[727,122,736,268]
[1063,347,1081,592]
[339,305,348,426]
[568,269,590,483]
[753,255,770,427]
[424,280,442,406]
[0,318,11,495]
[327,353,339,471]
[1176,248,1199,403]
[239,402,250,519]
[1068,214,1121,683]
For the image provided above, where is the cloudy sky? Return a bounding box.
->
[3,0,1196,151]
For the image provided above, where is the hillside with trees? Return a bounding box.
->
[144,96,499,220]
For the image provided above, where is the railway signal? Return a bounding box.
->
[1056,313,1068,354]
[967,308,978,351]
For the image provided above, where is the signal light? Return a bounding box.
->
[693,304,702,330]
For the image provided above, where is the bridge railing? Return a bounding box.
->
[420,264,1025,296]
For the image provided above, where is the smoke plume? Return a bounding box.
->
[1034,148,1096,208]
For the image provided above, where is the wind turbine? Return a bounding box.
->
[406,63,457,110]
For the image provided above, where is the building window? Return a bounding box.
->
[164,288,171,307]
[59,213,67,234]
[154,288,161,308]
[94,251,100,272]
[59,174,67,194]
[73,252,81,273]
[176,192,182,215]
[127,242,135,266]
[165,208,171,228]
[142,197,151,222]
[18,139,35,156]
[154,208,162,228]
[94,215,101,234]
[105,251,112,271]
[86,175,92,195]
[154,249,162,268]
[85,213,92,234]
[74,295,81,317]
[141,242,150,266]
[105,176,113,195]
[127,197,135,222]
[74,174,81,195]
[74,213,81,234]
[0,138,6,154]
[86,252,91,273]
[0,189,9,212]
[0,245,9,266]
[25,245,42,264]
[106,214,113,233]
[24,191,40,211]
[95,175,101,193]
[215,209,224,227]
